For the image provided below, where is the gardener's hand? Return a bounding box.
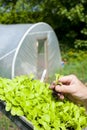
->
[50,75,87,103]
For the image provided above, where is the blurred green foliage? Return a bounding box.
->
[58,49,87,82]
[0,0,87,49]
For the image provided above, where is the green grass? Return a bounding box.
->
[58,60,87,82]
[59,49,87,82]
[0,112,20,130]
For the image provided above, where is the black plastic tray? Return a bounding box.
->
[0,101,87,130]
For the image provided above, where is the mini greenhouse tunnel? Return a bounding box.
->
[0,22,61,79]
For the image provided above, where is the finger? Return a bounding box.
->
[59,94,64,100]
[57,93,64,100]
[49,82,56,89]
[55,85,71,94]
[58,75,75,84]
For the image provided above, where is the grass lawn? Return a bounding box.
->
[58,49,87,82]
[0,112,20,130]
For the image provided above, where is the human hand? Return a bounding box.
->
[50,75,87,102]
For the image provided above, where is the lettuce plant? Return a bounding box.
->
[0,74,87,130]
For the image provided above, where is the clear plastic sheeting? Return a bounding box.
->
[0,22,61,79]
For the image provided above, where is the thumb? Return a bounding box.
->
[55,85,70,94]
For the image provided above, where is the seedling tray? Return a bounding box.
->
[0,100,34,130]
[0,100,87,130]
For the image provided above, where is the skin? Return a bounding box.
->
[50,75,87,103]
